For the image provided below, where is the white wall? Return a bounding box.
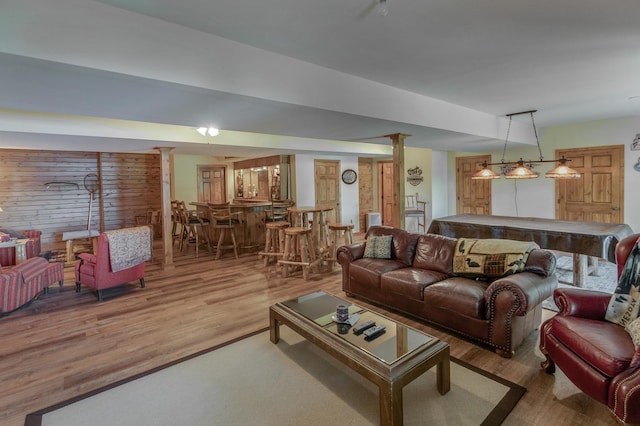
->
[403,147,432,232]
[172,154,233,203]
[430,150,449,224]
[294,154,360,229]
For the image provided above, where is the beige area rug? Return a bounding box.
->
[27,327,525,426]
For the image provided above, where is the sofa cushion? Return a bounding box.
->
[552,315,634,377]
[625,318,640,368]
[453,238,539,278]
[366,226,419,266]
[363,235,392,259]
[380,268,449,301]
[412,234,457,275]
[349,258,406,289]
[423,277,488,319]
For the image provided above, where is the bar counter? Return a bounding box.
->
[191,201,271,251]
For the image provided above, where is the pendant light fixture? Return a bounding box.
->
[472,110,581,180]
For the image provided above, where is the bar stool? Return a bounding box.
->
[209,203,241,260]
[327,223,354,271]
[176,201,211,257]
[259,221,290,266]
[278,227,319,280]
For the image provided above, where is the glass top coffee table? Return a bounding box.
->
[269,291,450,426]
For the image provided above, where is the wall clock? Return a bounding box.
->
[341,169,357,184]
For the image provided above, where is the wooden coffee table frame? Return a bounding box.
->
[269,301,450,426]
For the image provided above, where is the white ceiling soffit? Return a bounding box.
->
[3,0,640,155]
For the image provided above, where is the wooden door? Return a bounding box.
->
[456,155,492,215]
[198,166,226,204]
[314,160,341,223]
[378,161,395,226]
[555,145,624,223]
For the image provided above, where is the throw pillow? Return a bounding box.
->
[364,235,392,259]
[605,241,640,327]
[625,317,640,368]
[452,238,539,279]
[626,317,640,348]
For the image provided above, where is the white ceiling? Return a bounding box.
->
[1,0,639,157]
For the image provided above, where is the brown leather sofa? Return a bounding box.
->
[540,233,640,424]
[337,226,558,357]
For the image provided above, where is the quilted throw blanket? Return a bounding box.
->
[453,238,539,278]
[605,241,640,326]
[105,226,152,272]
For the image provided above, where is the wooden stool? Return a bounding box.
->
[327,223,354,271]
[277,227,320,280]
[259,221,290,266]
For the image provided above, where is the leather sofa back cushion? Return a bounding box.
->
[412,233,457,275]
[366,226,419,266]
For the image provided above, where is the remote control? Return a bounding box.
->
[352,320,376,335]
[363,325,386,339]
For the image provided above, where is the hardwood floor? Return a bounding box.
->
[0,241,618,426]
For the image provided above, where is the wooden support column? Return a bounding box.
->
[156,147,175,270]
[385,133,410,229]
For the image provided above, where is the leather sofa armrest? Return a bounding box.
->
[337,242,365,295]
[553,287,611,319]
[337,242,366,265]
[486,272,558,316]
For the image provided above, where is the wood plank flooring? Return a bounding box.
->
[0,241,618,425]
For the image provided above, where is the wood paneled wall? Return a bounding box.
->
[0,150,161,249]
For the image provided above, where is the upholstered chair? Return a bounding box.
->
[75,227,150,301]
[540,233,640,424]
[0,230,42,266]
[0,256,49,314]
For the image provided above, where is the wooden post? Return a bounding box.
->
[156,147,175,270]
[385,133,411,229]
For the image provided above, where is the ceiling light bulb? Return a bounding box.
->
[197,127,208,136]
[207,128,220,137]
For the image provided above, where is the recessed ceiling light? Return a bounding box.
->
[196,127,220,137]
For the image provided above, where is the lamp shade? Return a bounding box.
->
[545,156,581,178]
[471,162,501,180]
[505,160,539,179]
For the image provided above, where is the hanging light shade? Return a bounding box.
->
[545,156,581,178]
[505,159,539,179]
[471,161,501,179]
[474,110,581,180]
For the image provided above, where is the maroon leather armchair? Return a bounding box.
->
[540,233,640,424]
